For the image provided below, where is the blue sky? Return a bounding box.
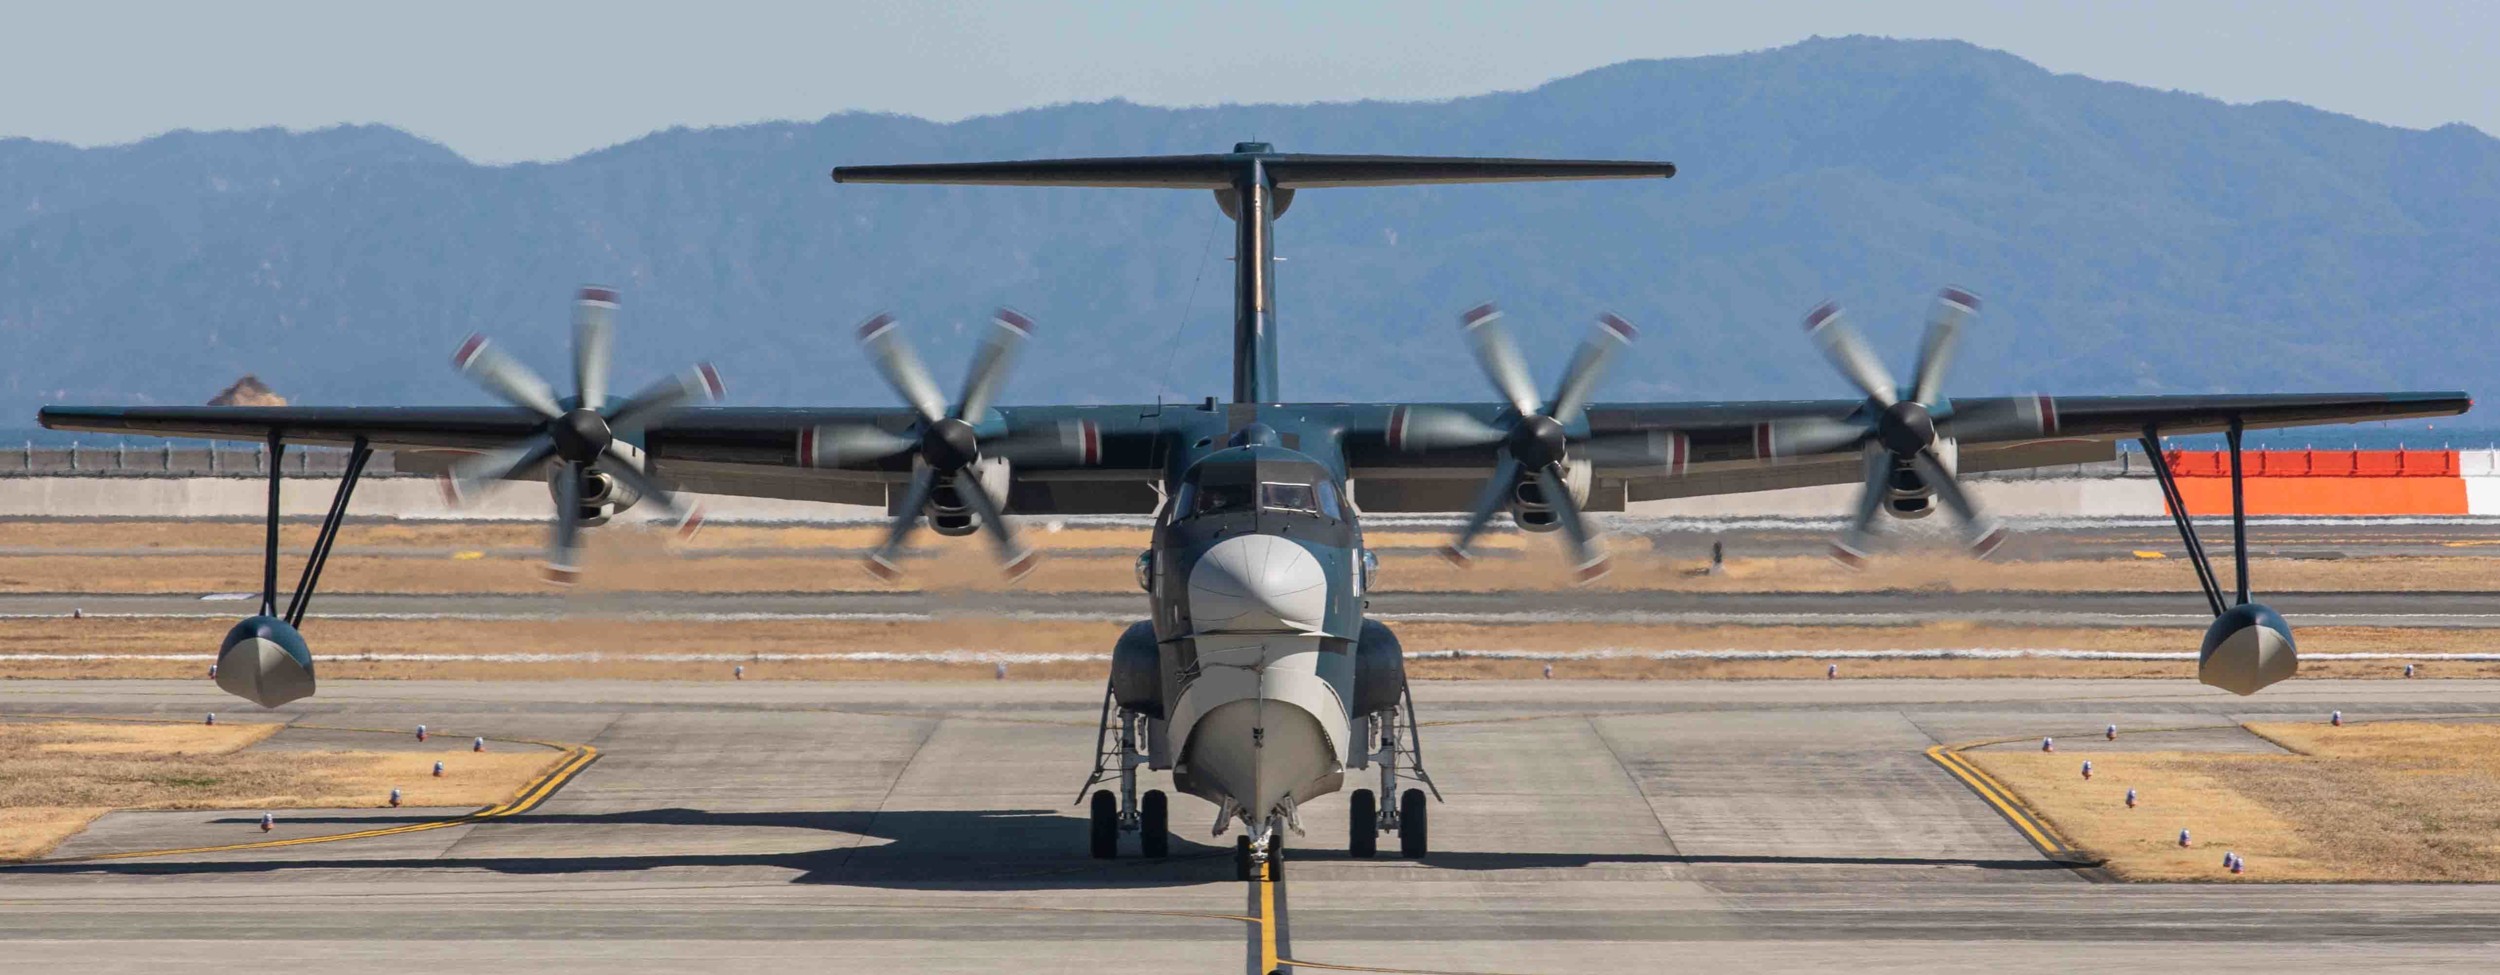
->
[3,1,2491,163]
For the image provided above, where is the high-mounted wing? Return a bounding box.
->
[39,403,1161,508]
[1347,390,2471,512]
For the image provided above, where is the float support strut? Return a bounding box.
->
[285,438,371,627]
[2139,426,2228,618]
[261,432,285,618]
[2227,417,2250,607]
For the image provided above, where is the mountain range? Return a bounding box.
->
[3,36,2496,426]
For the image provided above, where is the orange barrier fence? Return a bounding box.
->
[2161,449,2460,477]
[2164,450,2469,516]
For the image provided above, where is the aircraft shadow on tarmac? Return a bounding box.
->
[14,807,2070,887]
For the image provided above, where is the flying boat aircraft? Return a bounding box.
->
[38,143,2469,877]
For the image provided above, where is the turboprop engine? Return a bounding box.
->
[925,458,1010,537]
[1881,440,1956,519]
[1509,458,1590,533]
[2198,603,2297,695]
[553,462,642,528]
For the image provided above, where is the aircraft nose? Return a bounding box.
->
[1186,534,1328,633]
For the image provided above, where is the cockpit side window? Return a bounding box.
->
[1313,479,1345,520]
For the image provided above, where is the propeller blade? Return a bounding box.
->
[1802,302,1899,407]
[1546,312,1637,427]
[439,433,558,505]
[606,362,726,428]
[1756,415,1872,460]
[597,443,704,539]
[799,423,918,469]
[1907,287,1977,407]
[1910,447,2007,559]
[1442,455,1523,566]
[1943,395,2057,444]
[452,334,565,419]
[986,418,1103,467]
[544,460,586,585]
[955,308,1031,422]
[1460,304,1541,417]
[1534,464,1610,583]
[858,313,948,424]
[866,466,943,580]
[1830,444,1892,569]
[952,468,1039,581]
[1577,429,1691,475]
[1386,406,1506,453]
[573,286,617,411]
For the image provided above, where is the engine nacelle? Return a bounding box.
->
[2199,603,2297,695]
[217,615,316,708]
[921,457,1010,536]
[1509,458,1591,533]
[1883,439,1957,520]
[550,461,641,528]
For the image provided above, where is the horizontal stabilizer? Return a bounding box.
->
[834,152,1673,189]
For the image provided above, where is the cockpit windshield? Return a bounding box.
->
[1260,482,1318,514]
[1171,468,1345,521]
[1192,482,1255,515]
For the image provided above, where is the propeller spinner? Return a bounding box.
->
[442,286,724,584]
[1392,305,1639,582]
[1758,288,2051,566]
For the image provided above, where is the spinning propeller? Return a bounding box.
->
[809,309,1083,582]
[1756,288,2052,566]
[1390,305,1641,582]
[442,286,724,584]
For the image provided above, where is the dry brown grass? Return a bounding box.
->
[2,616,2492,681]
[0,719,565,860]
[1967,721,2500,882]
[4,519,2497,595]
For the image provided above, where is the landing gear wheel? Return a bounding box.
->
[1234,835,1253,881]
[1398,787,1428,858]
[1349,788,1378,858]
[1089,789,1118,859]
[1268,837,1284,880]
[1140,789,1169,859]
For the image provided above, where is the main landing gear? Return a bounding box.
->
[1351,684,1439,859]
[1080,687,1168,859]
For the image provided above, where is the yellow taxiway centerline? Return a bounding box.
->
[1261,859,1283,973]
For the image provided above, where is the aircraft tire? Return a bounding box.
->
[1235,835,1253,881]
[1141,789,1170,858]
[1398,788,1428,858]
[1349,788,1378,858]
[1089,789,1118,859]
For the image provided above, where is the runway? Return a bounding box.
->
[7,678,2500,973]
[6,588,2499,628]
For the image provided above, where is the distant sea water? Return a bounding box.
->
[3,418,2490,451]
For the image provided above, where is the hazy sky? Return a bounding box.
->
[3,1,2491,163]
